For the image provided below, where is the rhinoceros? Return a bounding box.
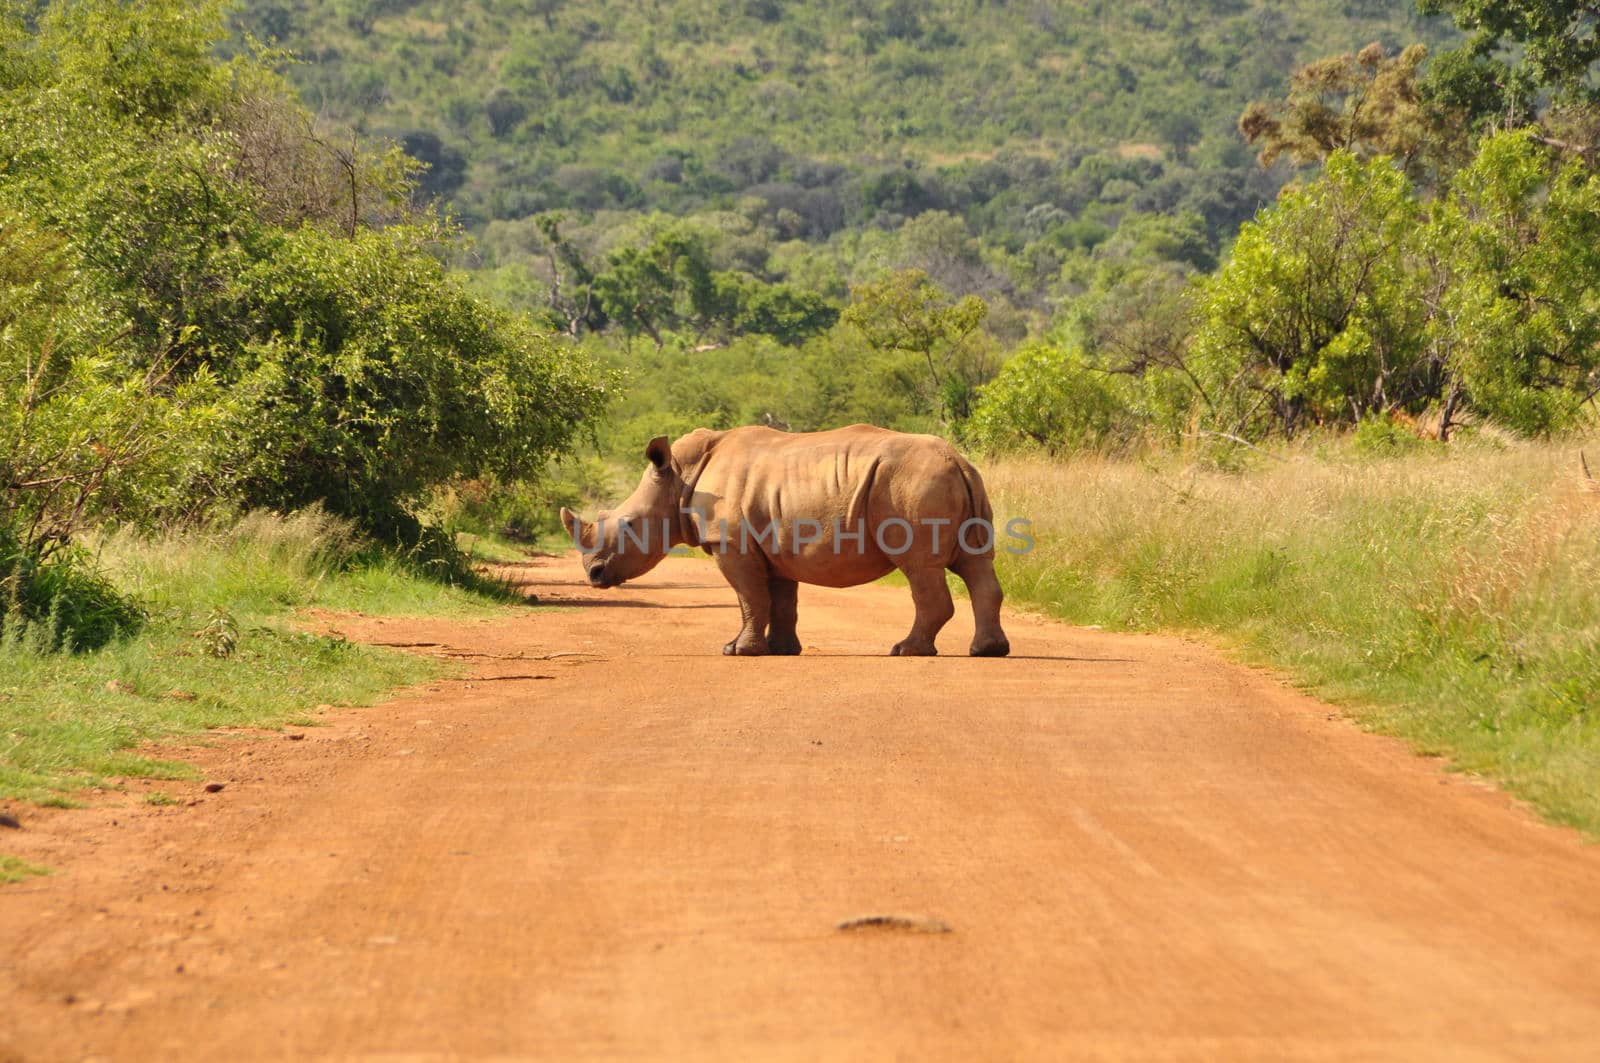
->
[559,425,1011,657]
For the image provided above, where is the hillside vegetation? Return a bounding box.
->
[238,0,1600,477]
[238,0,1456,318]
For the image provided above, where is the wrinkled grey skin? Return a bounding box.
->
[562,425,1010,658]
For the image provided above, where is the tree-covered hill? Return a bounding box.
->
[219,0,1600,463]
[237,1,1458,312]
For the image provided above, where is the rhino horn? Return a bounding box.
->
[559,506,591,546]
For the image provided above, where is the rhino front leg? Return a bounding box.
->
[766,575,802,656]
[715,552,772,656]
[890,566,955,657]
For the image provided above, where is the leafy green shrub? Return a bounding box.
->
[966,344,1135,455]
[221,221,611,530]
[1352,414,1433,455]
[0,1,609,541]
[1184,140,1600,443]
[1188,152,1434,439]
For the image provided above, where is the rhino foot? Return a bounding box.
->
[723,637,771,656]
[969,636,1011,658]
[767,635,802,656]
[889,639,938,657]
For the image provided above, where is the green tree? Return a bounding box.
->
[1,0,609,537]
[1189,152,1436,438]
[223,222,611,531]
[713,273,839,346]
[966,344,1131,454]
[1420,0,1600,108]
[593,226,718,346]
[841,269,991,423]
[1435,131,1600,434]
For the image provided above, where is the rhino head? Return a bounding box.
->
[560,435,685,589]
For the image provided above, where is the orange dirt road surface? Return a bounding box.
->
[4,553,1600,1061]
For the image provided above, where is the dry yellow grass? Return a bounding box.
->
[981,440,1600,833]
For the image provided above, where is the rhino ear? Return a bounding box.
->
[645,435,677,476]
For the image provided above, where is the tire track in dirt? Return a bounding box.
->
[2,552,1599,1060]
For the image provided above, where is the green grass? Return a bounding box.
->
[96,510,531,620]
[985,438,1600,835]
[0,854,50,883]
[455,530,535,566]
[0,510,537,808]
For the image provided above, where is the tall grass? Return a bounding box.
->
[0,525,143,653]
[96,507,364,616]
[985,440,1600,834]
[94,508,525,618]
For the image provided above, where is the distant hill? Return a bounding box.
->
[236,1,1458,307]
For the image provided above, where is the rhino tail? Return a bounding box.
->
[952,454,994,529]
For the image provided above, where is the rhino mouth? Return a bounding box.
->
[587,561,626,589]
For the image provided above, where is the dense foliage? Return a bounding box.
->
[238,0,1460,328]
[967,3,1600,455]
[242,0,1600,464]
[1,0,608,647]
[973,135,1600,451]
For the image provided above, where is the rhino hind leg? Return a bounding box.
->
[951,553,1010,658]
[716,552,772,656]
[890,566,956,657]
[766,576,803,656]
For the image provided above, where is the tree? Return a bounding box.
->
[1189,152,1436,438]
[224,222,611,530]
[842,269,991,423]
[714,274,839,345]
[1420,0,1600,108]
[593,226,718,346]
[1434,131,1600,434]
[1071,266,1201,403]
[0,0,610,538]
[484,89,528,139]
[532,213,606,337]
[400,131,466,200]
[966,344,1131,454]
[1239,43,1437,180]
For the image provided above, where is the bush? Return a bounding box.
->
[222,222,611,530]
[0,1,609,542]
[1187,152,1434,439]
[966,344,1136,455]
[1435,132,1600,436]
[1352,413,1433,455]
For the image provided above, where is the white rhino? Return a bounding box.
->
[560,425,1010,657]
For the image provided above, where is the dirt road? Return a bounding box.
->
[4,553,1600,1061]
